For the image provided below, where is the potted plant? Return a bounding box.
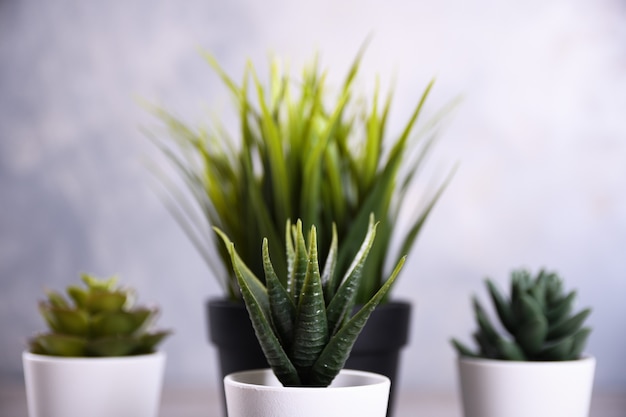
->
[150,46,454,414]
[451,269,595,417]
[217,214,404,417]
[22,274,171,417]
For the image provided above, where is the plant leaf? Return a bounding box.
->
[515,314,548,356]
[485,279,515,334]
[326,215,377,336]
[290,220,308,305]
[321,223,339,303]
[450,338,479,358]
[496,338,527,361]
[31,334,87,357]
[291,226,328,384]
[222,233,301,386]
[85,291,128,314]
[545,290,576,323]
[310,255,405,386]
[136,331,172,354]
[87,336,139,357]
[568,327,592,360]
[45,290,69,309]
[473,297,500,346]
[547,308,591,341]
[90,309,151,338]
[39,305,89,337]
[263,238,296,350]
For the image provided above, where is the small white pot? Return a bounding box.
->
[224,368,391,417]
[457,356,596,417]
[23,351,166,417]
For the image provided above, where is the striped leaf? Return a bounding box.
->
[291,227,329,383]
[310,256,405,386]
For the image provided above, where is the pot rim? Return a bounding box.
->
[207,297,413,306]
[224,368,390,392]
[22,350,165,364]
[458,354,595,369]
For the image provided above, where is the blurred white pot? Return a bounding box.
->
[23,351,165,417]
[457,356,595,417]
[224,368,390,417]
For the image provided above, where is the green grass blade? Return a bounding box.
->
[290,220,308,304]
[335,153,398,295]
[321,223,339,303]
[361,77,382,190]
[250,64,291,225]
[201,51,243,102]
[285,219,295,288]
[321,142,347,222]
[357,216,391,301]
[300,91,349,230]
[389,79,435,160]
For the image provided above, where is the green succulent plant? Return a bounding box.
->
[452,269,592,361]
[150,45,454,303]
[215,215,406,387]
[29,274,170,357]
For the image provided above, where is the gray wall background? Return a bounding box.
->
[1,0,625,393]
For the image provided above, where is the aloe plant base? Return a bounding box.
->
[457,356,595,417]
[22,351,166,417]
[207,299,410,416]
[224,368,390,417]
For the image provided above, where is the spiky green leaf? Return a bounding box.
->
[451,339,479,358]
[310,256,405,386]
[291,227,328,383]
[326,216,377,336]
[263,238,296,349]
[227,239,300,386]
[485,279,515,334]
[569,327,592,360]
[548,308,592,341]
[32,334,87,357]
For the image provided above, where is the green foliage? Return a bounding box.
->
[29,274,170,357]
[451,269,592,361]
[215,215,406,387]
[149,46,454,303]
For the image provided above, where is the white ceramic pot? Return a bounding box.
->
[224,368,391,417]
[23,351,166,417]
[457,356,596,417]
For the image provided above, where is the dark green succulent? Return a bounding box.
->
[29,274,170,357]
[452,269,592,361]
[215,215,406,387]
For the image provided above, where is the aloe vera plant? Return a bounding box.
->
[150,46,453,303]
[215,215,406,387]
[452,269,592,361]
[29,274,170,357]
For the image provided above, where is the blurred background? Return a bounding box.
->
[1,0,625,396]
